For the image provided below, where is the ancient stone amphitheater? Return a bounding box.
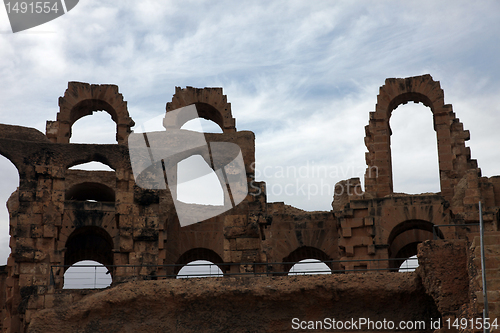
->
[0,75,498,332]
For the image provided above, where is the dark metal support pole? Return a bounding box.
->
[479,201,489,333]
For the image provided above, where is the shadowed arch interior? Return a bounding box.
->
[65,182,115,202]
[0,147,22,173]
[64,226,114,272]
[387,220,444,270]
[171,103,224,131]
[283,246,333,273]
[175,248,226,275]
[193,102,224,130]
[69,99,118,126]
[66,154,116,171]
[387,92,434,115]
[68,99,120,144]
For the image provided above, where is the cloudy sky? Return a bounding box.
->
[0,0,499,265]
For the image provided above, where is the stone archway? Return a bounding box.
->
[46,82,134,144]
[65,182,115,202]
[165,87,236,133]
[283,246,334,273]
[64,226,114,274]
[175,248,227,275]
[364,74,476,201]
[387,219,444,270]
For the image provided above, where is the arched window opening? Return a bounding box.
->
[70,110,117,144]
[283,246,335,273]
[288,259,331,276]
[176,260,223,278]
[64,226,114,288]
[180,118,223,133]
[174,248,226,277]
[390,102,440,194]
[65,182,115,202]
[392,242,421,272]
[69,161,114,171]
[387,220,443,271]
[63,260,112,289]
[186,102,224,130]
[177,155,224,206]
[0,156,19,265]
[399,255,418,272]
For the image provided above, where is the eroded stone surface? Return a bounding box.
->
[0,75,498,332]
[28,273,438,333]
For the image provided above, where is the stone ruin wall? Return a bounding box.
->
[0,74,498,332]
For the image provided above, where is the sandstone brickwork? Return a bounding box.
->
[0,75,498,332]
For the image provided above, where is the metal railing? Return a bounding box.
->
[60,264,112,289]
[52,256,419,289]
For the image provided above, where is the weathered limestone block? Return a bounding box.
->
[417,239,469,316]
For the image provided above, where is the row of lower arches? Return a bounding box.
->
[61,218,439,289]
[63,256,420,290]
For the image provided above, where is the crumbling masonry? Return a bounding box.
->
[0,74,499,332]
